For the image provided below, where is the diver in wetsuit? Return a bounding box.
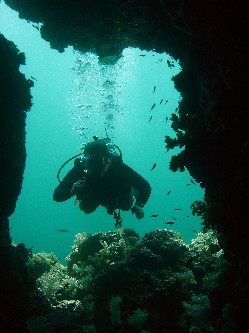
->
[53,138,151,226]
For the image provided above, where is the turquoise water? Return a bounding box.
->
[0,1,204,261]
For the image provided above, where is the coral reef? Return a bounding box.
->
[26,229,226,333]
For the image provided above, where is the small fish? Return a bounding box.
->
[160,99,163,104]
[57,229,69,232]
[165,100,168,104]
[192,229,198,234]
[186,184,191,187]
[166,190,171,195]
[165,117,168,122]
[153,86,156,94]
[149,115,153,123]
[150,103,156,111]
[167,60,175,68]
[151,214,158,218]
[190,179,196,185]
[32,24,40,31]
[172,217,176,220]
[151,162,157,171]
[31,76,37,81]
[139,54,146,57]
[159,59,163,62]
[164,221,174,225]
[174,208,181,211]
[186,215,190,218]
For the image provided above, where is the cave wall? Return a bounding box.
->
[0,33,36,332]
[0,34,33,241]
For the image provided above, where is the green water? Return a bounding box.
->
[0,1,204,261]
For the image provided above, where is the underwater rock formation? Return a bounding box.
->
[27,229,226,333]
[0,34,32,222]
[4,0,187,62]
[1,0,249,331]
[0,33,41,332]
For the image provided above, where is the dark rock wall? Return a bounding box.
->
[4,0,192,60]
[0,34,36,332]
[0,34,32,234]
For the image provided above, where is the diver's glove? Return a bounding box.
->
[131,204,144,220]
[71,179,86,197]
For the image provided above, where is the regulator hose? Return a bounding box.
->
[57,153,83,183]
[113,144,122,162]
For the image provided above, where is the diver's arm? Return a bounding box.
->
[53,168,78,202]
[121,163,151,207]
[53,162,84,202]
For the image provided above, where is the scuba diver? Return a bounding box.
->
[53,137,151,227]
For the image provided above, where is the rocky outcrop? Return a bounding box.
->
[0,34,37,332]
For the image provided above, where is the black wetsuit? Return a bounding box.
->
[53,158,151,214]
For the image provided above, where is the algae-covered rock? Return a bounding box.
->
[129,228,188,270]
[26,252,59,279]
[26,228,227,332]
[187,231,226,290]
[66,228,140,278]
